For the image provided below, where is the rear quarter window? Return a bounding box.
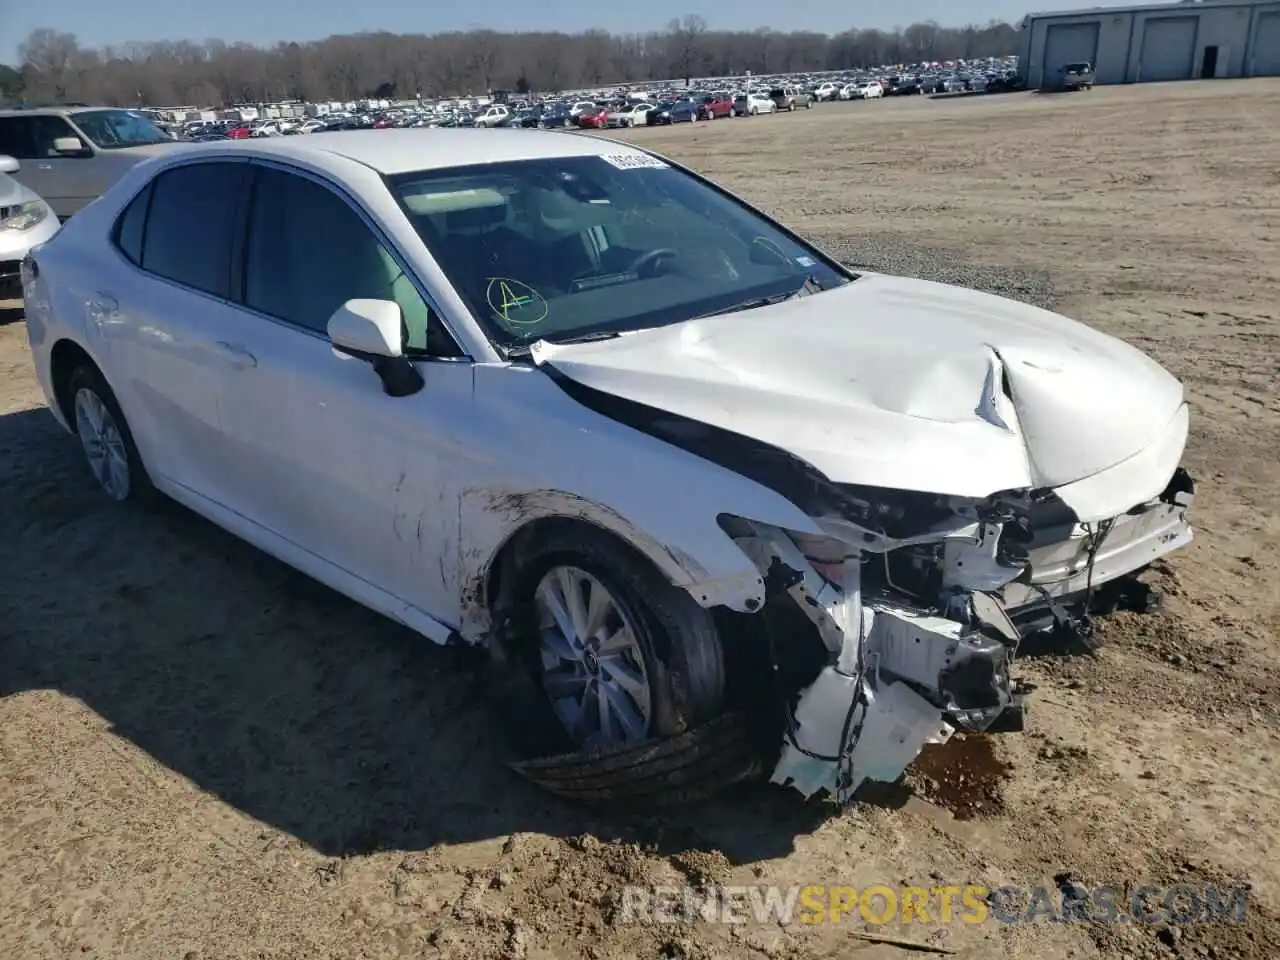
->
[139,162,248,298]
[112,184,152,265]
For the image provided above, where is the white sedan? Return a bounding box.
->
[605,103,654,127]
[22,131,1195,802]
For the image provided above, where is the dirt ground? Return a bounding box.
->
[2,80,1278,960]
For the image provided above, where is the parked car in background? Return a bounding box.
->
[1054,61,1095,91]
[606,103,654,128]
[889,77,924,95]
[814,82,842,101]
[733,93,776,116]
[699,93,735,119]
[474,105,510,128]
[0,154,60,300]
[575,106,609,129]
[0,106,185,220]
[769,87,813,111]
[646,99,699,125]
[539,104,574,128]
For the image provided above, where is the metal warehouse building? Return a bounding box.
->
[1019,0,1280,87]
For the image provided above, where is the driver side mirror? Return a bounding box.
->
[0,155,18,174]
[327,298,424,397]
[52,137,90,157]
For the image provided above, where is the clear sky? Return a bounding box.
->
[1,0,1167,64]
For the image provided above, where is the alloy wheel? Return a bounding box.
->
[534,565,653,750]
[74,387,131,501]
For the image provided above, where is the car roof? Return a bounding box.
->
[0,105,120,117]
[166,128,655,176]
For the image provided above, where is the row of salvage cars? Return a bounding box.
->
[20,127,1195,806]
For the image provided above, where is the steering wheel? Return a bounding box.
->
[625,248,679,278]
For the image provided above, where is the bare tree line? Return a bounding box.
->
[3,17,1020,108]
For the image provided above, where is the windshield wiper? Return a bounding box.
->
[504,329,627,359]
[694,275,824,320]
[545,330,626,345]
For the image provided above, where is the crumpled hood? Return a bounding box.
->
[531,273,1186,501]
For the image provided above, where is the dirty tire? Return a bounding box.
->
[510,713,760,806]
[500,523,726,751]
[66,363,156,504]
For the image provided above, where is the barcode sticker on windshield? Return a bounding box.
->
[600,153,669,170]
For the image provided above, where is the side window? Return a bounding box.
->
[29,116,79,157]
[112,184,151,265]
[243,167,456,355]
[0,117,35,158]
[141,162,246,298]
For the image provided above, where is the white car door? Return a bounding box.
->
[95,158,254,502]
[209,162,473,622]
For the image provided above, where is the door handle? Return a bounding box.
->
[215,340,258,368]
[37,163,52,170]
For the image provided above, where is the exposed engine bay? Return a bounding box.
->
[723,468,1194,800]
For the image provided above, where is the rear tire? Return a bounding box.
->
[66,364,155,504]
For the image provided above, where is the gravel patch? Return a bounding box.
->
[812,232,1060,311]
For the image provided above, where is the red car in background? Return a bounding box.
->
[699,94,734,119]
[576,106,609,129]
[225,126,252,139]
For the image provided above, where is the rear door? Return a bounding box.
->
[97,159,254,500]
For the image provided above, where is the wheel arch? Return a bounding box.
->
[464,497,703,645]
[49,338,99,427]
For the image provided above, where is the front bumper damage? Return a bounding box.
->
[729,467,1196,803]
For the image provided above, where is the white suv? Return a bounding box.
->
[474,105,510,128]
[733,93,776,117]
[0,106,184,220]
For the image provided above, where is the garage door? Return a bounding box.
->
[1043,21,1100,85]
[1139,17,1197,81]
[1252,13,1280,76]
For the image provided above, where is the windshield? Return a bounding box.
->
[73,109,172,148]
[388,155,851,347]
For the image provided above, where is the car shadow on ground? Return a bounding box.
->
[0,405,832,862]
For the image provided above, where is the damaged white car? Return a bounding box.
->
[23,131,1195,804]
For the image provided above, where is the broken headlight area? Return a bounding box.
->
[720,470,1194,803]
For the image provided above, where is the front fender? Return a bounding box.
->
[455,363,824,640]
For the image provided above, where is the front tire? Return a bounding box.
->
[67,364,154,503]
[508,526,725,754]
